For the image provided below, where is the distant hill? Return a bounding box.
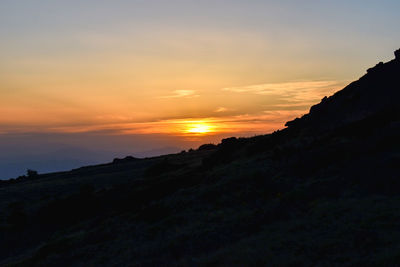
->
[0,49,399,266]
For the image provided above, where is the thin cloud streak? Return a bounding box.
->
[159,90,199,99]
[214,107,232,113]
[223,80,346,103]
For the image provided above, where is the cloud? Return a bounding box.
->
[159,90,199,99]
[214,107,230,113]
[223,80,346,103]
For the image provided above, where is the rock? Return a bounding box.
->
[367,62,384,73]
[395,49,400,60]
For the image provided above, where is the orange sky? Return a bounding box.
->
[2,1,400,178]
[1,1,399,142]
[0,78,346,138]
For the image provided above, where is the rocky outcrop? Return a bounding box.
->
[285,49,400,133]
[395,48,400,60]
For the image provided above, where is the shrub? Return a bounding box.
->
[112,156,138,164]
[198,143,217,151]
[27,169,38,178]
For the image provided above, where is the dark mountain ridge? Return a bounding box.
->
[0,50,399,266]
[286,49,400,132]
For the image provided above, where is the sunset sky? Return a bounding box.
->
[1,0,400,177]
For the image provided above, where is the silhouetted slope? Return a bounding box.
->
[286,49,400,132]
[1,50,400,266]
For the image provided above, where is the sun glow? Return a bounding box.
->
[185,122,214,134]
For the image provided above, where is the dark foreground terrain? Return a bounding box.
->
[1,50,400,266]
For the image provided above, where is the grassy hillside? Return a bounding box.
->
[1,52,400,266]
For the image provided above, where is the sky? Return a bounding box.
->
[1,0,400,178]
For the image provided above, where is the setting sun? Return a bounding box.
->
[185,122,214,134]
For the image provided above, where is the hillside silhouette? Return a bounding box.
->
[0,49,400,266]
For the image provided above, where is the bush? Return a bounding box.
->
[112,156,138,164]
[27,169,38,178]
[198,144,217,151]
